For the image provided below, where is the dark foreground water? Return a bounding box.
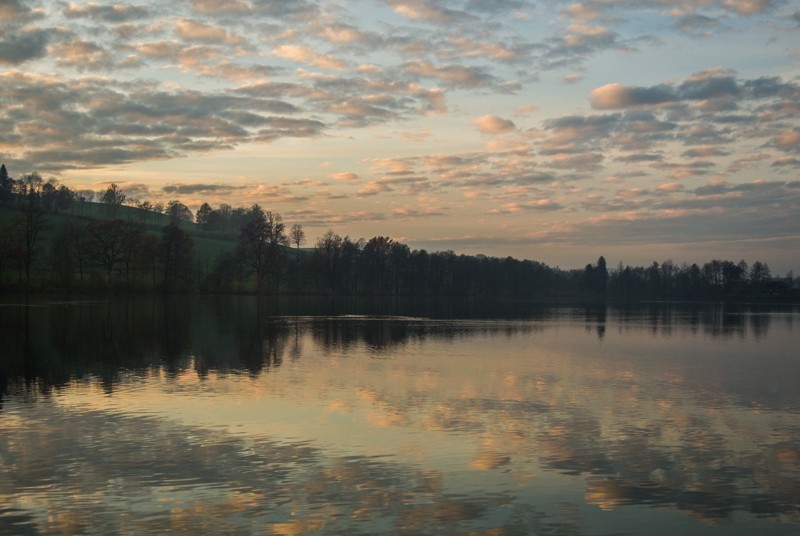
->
[0,298,798,535]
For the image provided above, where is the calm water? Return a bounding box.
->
[1,298,798,535]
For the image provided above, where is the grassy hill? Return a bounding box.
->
[0,200,242,292]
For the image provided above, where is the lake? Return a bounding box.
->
[1,298,798,535]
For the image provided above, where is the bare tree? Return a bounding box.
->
[101,184,126,216]
[290,223,305,249]
[10,197,48,288]
[237,210,288,293]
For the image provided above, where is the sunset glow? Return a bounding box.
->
[1,0,798,270]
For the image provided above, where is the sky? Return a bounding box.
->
[1,0,799,273]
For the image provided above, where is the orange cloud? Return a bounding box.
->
[273,45,346,70]
[474,115,516,135]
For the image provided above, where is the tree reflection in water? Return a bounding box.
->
[0,298,798,535]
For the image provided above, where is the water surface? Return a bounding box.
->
[1,298,798,535]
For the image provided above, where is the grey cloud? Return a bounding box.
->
[545,114,619,132]
[490,200,564,214]
[557,207,797,247]
[615,153,663,163]
[250,0,319,19]
[539,111,678,154]
[540,114,619,154]
[64,3,150,22]
[693,180,790,197]
[234,81,316,99]
[220,108,296,126]
[680,124,734,145]
[547,152,604,170]
[540,26,620,70]
[514,172,557,184]
[0,0,36,21]
[0,29,49,65]
[386,0,472,24]
[741,76,797,99]
[772,157,800,168]
[283,209,387,226]
[678,75,739,101]
[255,117,326,141]
[673,14,719,35]
[0,73,330,170]
[402,60,496,88]
[191,0,251,15]
[591,72,799,111]
[162,183,245,195]
[682,147,730,158]
[391,208,446,219]
[24,146,171,170]
[464,0,528,13]
[653,160,715,172]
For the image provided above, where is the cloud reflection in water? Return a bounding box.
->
[0,298,798,534]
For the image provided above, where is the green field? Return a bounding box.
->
[0,201,245,291]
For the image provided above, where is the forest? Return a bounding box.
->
[0,165,797,300]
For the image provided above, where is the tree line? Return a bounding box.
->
[0,164,796,299]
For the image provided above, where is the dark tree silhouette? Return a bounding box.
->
[10,195,48,288]
[314,229,342,292]
[363,236,393,293]
[158,223,194,290]
[236,209,287,293]
[84,219,136,282]
[166,200,193,224]
[290,223,305,249]
[195,202,214,229]
[50,220,88,288]
[101,184,126,217]
[0,164,12,204]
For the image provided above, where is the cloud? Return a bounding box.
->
[175,19,244,45]
[331,172,360,182]
[561,3,599,21]
[0,29,49,65]
[772,157,800,168]
[403,60,496,88]
[548,152,604,169]
[490,199,563,214]
[283,209,386,225]
[0,0,33,21]
[723,0,774,15]
[191,0,250,14]
[387,0,466,23]
[541,114,618,154]
[64,3,150,22]
[273,45,346,70]
[0,71,328,171]
[588,69,798,111]
[672,14,719,36]
[358,181,393,196]
[474,115,516,134]
[590,83,676,110]
[682,146,729,158]
[52,40,114,71]
[772,130,800,152]
[255,117,326,140]
[134,40,184,60]
[320,23,372,44]
[161,183,245,195]
[441,36,519,61]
